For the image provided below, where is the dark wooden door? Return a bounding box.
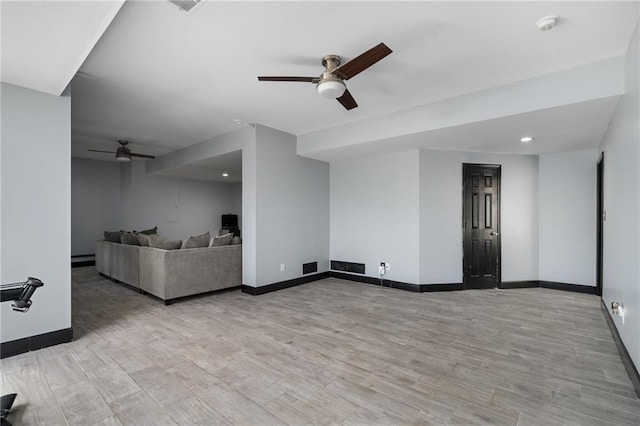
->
[596,154,604,297]
[463,164,501,289]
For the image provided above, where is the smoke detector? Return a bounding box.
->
[536,16,559,31]
[167,0,204,13]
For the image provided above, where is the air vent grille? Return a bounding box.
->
[167,0,202,12]
[331,260,365,274]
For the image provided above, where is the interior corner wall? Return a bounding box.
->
[71,158,121,255]
[538,149,597,286]
[142,126,257,286]
[600,20,640,371]
[331,150,420,284]
[255,125,330,286]
[126,161,238,241]
[419,150,539,284]
[231,183,242,231]
[1,83,71,342]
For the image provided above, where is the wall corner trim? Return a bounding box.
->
[501,280,597,294]
[1,328,73,359]
[600,300,640,399]
[329,271,463,292]
[241,271,330,295]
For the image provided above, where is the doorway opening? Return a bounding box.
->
[462,164,501,289]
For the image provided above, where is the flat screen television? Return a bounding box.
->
[222,214,238,228]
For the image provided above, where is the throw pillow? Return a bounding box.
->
[181,231,210,249]
[149,236,182,250]
[139,226,158,235]
[210,232,233,247]
[120,232,141,246]
[137,233,153,246]
[104,230,122,243]
[231,236,242,245]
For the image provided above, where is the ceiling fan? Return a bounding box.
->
[89,140,155,162]
[258,42,392,110]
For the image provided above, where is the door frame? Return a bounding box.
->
[596,153,604,297]
[462,163,502,289]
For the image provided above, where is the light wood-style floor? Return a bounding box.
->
[2,267,639,425]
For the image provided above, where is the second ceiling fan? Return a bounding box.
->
[89,140,155,162]
[258,42,392,110]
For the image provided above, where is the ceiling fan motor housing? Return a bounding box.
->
[116,144,132,162]
[257,42,392,109]
[317,55,346,99]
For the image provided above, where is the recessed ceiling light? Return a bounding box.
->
[222,173,229,177]
[520,136,534,143]
[536,16,558,31]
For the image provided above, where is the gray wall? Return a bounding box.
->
[1,83,71,342]
[419,150,539,284]
[538,149,597,286]
[255,125,330,286]
[72,158,239,253]
[331,150,420,283]
[121,161,238,241]
[330,149,539,284]
[600,21,640,372]
[71,158,121,255]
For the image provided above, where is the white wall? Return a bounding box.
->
[600,21,640,372]
[121,161,237,241]
[1,83,71,342]
[71,158,121,255]
[255,125,330,286]
[539,150,597,286]
[331,150,420,284]
[419,150,539,284]
[330,149,538,285]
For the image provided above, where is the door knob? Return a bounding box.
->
[491,232,499,236]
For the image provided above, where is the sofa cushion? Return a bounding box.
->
[104,230,123,243]
[181,231,210,249]
[210,232,233,247]
[120,232,141,246]
[149,236,182,250]
[139,226,158,235]
[137,233,153,246]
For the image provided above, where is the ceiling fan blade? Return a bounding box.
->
[337,89,358,110]
[335,43,392,80]
[258,76,319,83]
[129,152,156,159]
[88,149,117,154]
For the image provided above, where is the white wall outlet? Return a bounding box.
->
[379,262,386,275]
[280,263,285,272]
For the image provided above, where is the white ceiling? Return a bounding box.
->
[0,0,123,96]
[2,1,639,175]
[307,96,621,162]
[152,149,242,183]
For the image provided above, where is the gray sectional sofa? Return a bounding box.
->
[95,240,242,303]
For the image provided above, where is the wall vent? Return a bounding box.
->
[331,260,365,274]
[302,262,318,275]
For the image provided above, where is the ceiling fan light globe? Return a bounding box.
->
[317,79,346,99]
[116,152,131,162]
